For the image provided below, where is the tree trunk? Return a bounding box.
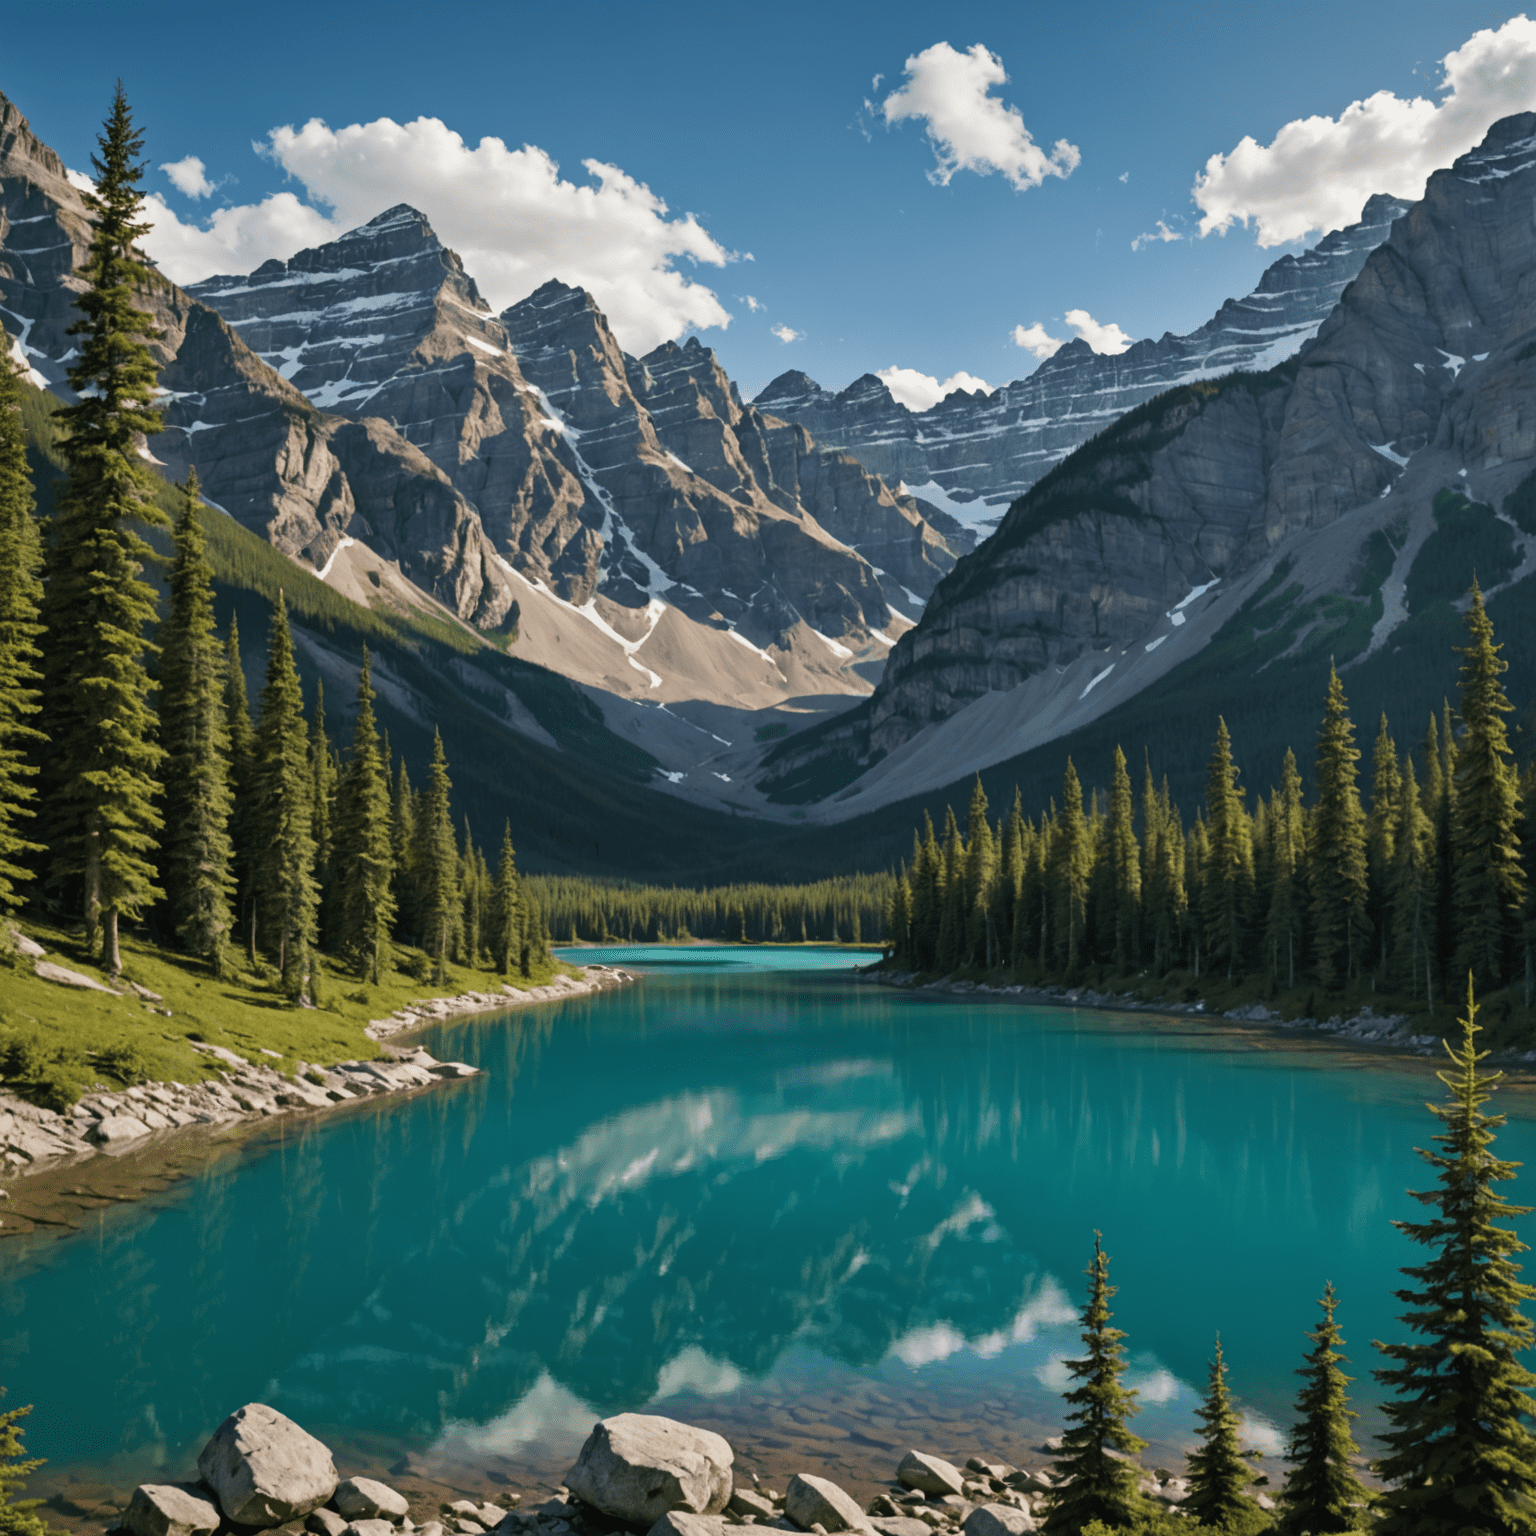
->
[103,908,121,976]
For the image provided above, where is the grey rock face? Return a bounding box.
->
[728,1490,778,1520]
[960,1508,1036,1536]
[123,1484,221,1536]
[335,1479,410,1522]
[196,1402,339,1527]
[774,113,1536,779]
[644,1514,728,1536]
[309,1511,352,1536]
[783,1475,869,1533]
[896,1455,965,1499]
[756,195,1408,529]
[564,1413,734,1524]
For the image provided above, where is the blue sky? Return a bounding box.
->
[6,1,1533,402]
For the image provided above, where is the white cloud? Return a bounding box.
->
[1194,14,1536,246]
[771,323,802,343]
[140,114,734,353]
[1064,308,1133,354]
[1118,170,1130,183]
[161,155,218,199]
[1131,219,1183,251]
[877,365,995,412]
[1012,321,1064,360]
[880,41,1080,190]
[743,295,763,312]
[66,167,94,193]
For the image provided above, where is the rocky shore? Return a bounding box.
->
[106,1404,1229,1536]
[0,965,637,1184]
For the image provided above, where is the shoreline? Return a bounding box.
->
[0,964,637,1239]
[861,967,1536,1085]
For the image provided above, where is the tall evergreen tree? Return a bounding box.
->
[1277,1284,1372,1536]
[0,352,46,915]
[309,678,337,916]
[251,597,318,1000]
[1043,1234,1147,1535]
[391,756,419,944]
[1203,718,1255,979]
[37,86,166,974]
[1311,667,1370,988]
[223,618,257,966]
[0,1389,49,1536]
[1368,715,1403,973]
[419,730,459,983]
[935,805,965,973]
[1374,978,1536,1535]
[1266,749,1307,990]
[1185,1338,1262,1530]
[1052,760,1091,976]
[1451,584,1525,989]
[332,648,394,984]
[158,470,234,972]
[962,777,996,967]
[1390,755,1438,1007]
[1107,746,1141,972]
[490,820,525,975]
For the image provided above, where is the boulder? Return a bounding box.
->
[565,1415,733,1524]
[961,1507,1036,1536]
[308,1513,350,1536]
[197,1403,339,1527]
[784,1476,867,1534]
[896,1456,964,1500]
[89,1115,152,1144]
[345,1523,397,1536]
[871,1521,932,1536]
[645,1515,726,1536]
[729,1492,777,1521]
[123,1484,221,1536]
[336,1480,409,1522]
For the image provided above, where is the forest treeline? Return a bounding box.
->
[527,872,893,947]
[0,89,549,997]
[887,593,1530,1015]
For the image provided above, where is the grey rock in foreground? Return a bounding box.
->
[336,1478,410,1522]
[961,1506,1036,1536]
[564,1413,733,1524]
[308,1511,351,1536]
[896,1454,964,1499]
[644,1514,727,1536]
[123,1484,221,1536]
[196,1403,339,1527]
[784,1474,869,1533]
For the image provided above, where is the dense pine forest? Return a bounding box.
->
[0,89,550,1000]
[885,592,1535,1034]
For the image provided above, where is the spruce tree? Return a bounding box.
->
[1368,715,1402,974]
[1266,749,1307,990]
[419,730,459,983]
[962,777,996,967]
[1203,718,1255,979]
[1390,756,1438,1007]
[0,352,46,915]
[223,617,257,965]
[1451,584,1525,989]
[935,805,965,973]
[1374,978,1536,1535]
[1277,1283,1372,1536]
[1043,1234,1148,1535]
[1107,746,1141,972]
[251,596,318,1000]
[310,678,337,920]
[37,86,166,974]
[159,470,234,971]
[332,647,394,984]
[0,1389,49,1536]
[491,820,525,975]
[1185,1338,1262,1530]
[391,757,419,943]
[1052,760,1091,976]
[1311,667,1370,989]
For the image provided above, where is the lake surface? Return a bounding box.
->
[4,945,1533,1504]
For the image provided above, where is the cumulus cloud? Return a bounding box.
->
[877,365,995,412]
[161,155,219,199]
[879,42,1080,190]
[743,295,763,312]
[771,323,802,343]
[1064,308,1133,354]
[1194,14,1536,246]
[140,114,734,353]
[1012,322,1064,360]
[1131,219,1183,251]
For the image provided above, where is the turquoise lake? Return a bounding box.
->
[3,945,1533,1500]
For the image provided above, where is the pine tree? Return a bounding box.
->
[1107,746,1141,972]
[1374,978,1536,1535]
[251,597,318,1000]
[419,730,459,983]
[1043,1234,1148,1535]
[935,805,965,973]
[0,352,46,915]
[36,86,166,974]
[1390,756,1438,1007]
[0,1389,49,1536]
[1277,1284,1372,1536]
[1368,715,1403,975]
[962,777,996,967]
[1052,760,1091,976]
[490,820,525,975]
[158,470,234,972]
[1267,749,1307,990]
[332,647,394,984]
[1185,1338,1262,1530]
[309,678,337,919]
[223,618,257,966]
[1451,584,1525,990]
[1203,718,1255,979]
[1311,667,1370,988]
